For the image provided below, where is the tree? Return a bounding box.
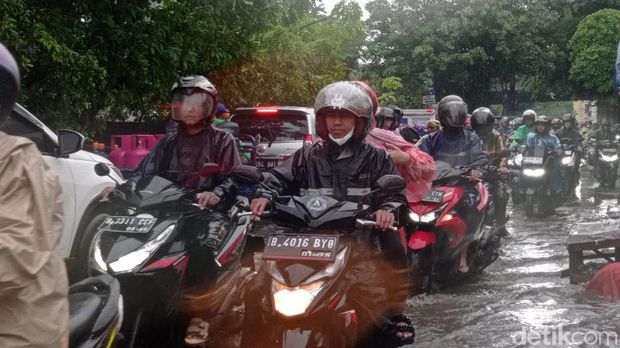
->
[569,9,620,97]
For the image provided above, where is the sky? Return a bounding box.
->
[322,0,370,16]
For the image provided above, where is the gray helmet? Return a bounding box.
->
[314,81,373,140]
[534,115,550,126]
[522,109,536,122]
[437,95,468,129]
[170,75,218,120]
[471,107,496,135]
[561,113,574,123]
[377,106,398,130]
[0,43,20,124]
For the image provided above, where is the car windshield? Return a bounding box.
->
[234,113,308,142]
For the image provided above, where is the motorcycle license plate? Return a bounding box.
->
[421,190,444,203]
[257,160,279,170]
[522,156,543,165]
[263,234,339,262]
[98,216,157,234]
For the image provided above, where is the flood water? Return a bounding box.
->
[408,169,620,348]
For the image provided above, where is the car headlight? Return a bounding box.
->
[514,154,523,166]
[601,154,618,162]
[523,168,545,177]
[108,224,175,273]
[272,279,325,317]
[561,156,574,166]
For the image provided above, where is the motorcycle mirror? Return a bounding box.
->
[95,162,110,177]
[375,175,406,195]
[231,165,263,184]
[200,163,221,177]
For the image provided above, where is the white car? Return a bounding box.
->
[1,104,124,278]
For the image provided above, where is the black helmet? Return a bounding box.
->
[377,107,397,130]
[386,104,403,125]
[170,75,218,121]
[437,95,468,129]
[471,107,496,136]
[522,109,536,122]
[0,43,20,125]
[551,117,562,128]
[314,81,374,141]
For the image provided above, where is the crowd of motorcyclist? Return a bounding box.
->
[2,37,620,347]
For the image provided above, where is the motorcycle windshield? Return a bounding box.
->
[127,176,187,206]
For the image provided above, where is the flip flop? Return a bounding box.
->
[458,264,470,273]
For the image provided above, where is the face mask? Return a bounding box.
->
[329,128,355,146]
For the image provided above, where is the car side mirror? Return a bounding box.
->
[57,129,84,157]
[95,162,110,177]
[230,165,263,184]
[200,163,221,177]
[375,175,406,196]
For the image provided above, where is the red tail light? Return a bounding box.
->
[256,108,279,114]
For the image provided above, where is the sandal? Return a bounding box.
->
[185,317,209,347]
[458,264,470,273]
[384,314,415,347]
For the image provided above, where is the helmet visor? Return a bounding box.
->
[439,102,467,127]
[171,90,215,121]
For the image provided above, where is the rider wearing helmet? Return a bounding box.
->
[0,43,70,347]
[104,75,242,301]
[550,117,562,134]
[554,114,584,199]
[499,116,512,139]
[526,116,565,194]
[510,109,536,148]
[419,96,489,273]
[386,104,404,131]
[471,107,509,230]
[251,81,414,346]
[377,106,398,131]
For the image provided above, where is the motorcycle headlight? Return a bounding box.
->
[523,168,545,177]
[601,154,618,162]
[561,156,574,166]
[409,204,447,224]
[272,279,325,317]
[108,224,175,273]
[514,154,523,166]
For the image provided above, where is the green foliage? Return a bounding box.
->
[0,0,362,136]
[377,76,403,106]
[569,9,620,97]
[532,101,574,117]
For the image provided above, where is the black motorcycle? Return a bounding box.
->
[241,174,406,348]
[87,163,259,347]
[558,142,580,197]
[591,139,619,188]
[518,145,562,217]
[69,273,123,348]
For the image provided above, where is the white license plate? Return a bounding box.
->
[523,156,543,165]
[98,216,157,234]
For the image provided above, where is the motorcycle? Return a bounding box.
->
[406,161,500,294]
[591,139,619,188]
[517,144,563,217]
[69,273,123,348]
[507,149,524,204]
[87,163,259,347]
[241,173,407,348]
[558,143,580,197]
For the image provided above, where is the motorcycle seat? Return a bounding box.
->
[68,292,102,346]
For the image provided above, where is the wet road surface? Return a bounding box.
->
[408,169,620,347]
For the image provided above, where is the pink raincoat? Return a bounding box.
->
[366,128,436,203]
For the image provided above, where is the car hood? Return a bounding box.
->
[71,150,113,165]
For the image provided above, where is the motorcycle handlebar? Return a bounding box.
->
[355,219,398,232]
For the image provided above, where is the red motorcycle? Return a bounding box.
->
[406,162,501,294]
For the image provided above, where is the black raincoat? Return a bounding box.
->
[132,123,241,201]
[257,140,406,212]
[419,128,489,170]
